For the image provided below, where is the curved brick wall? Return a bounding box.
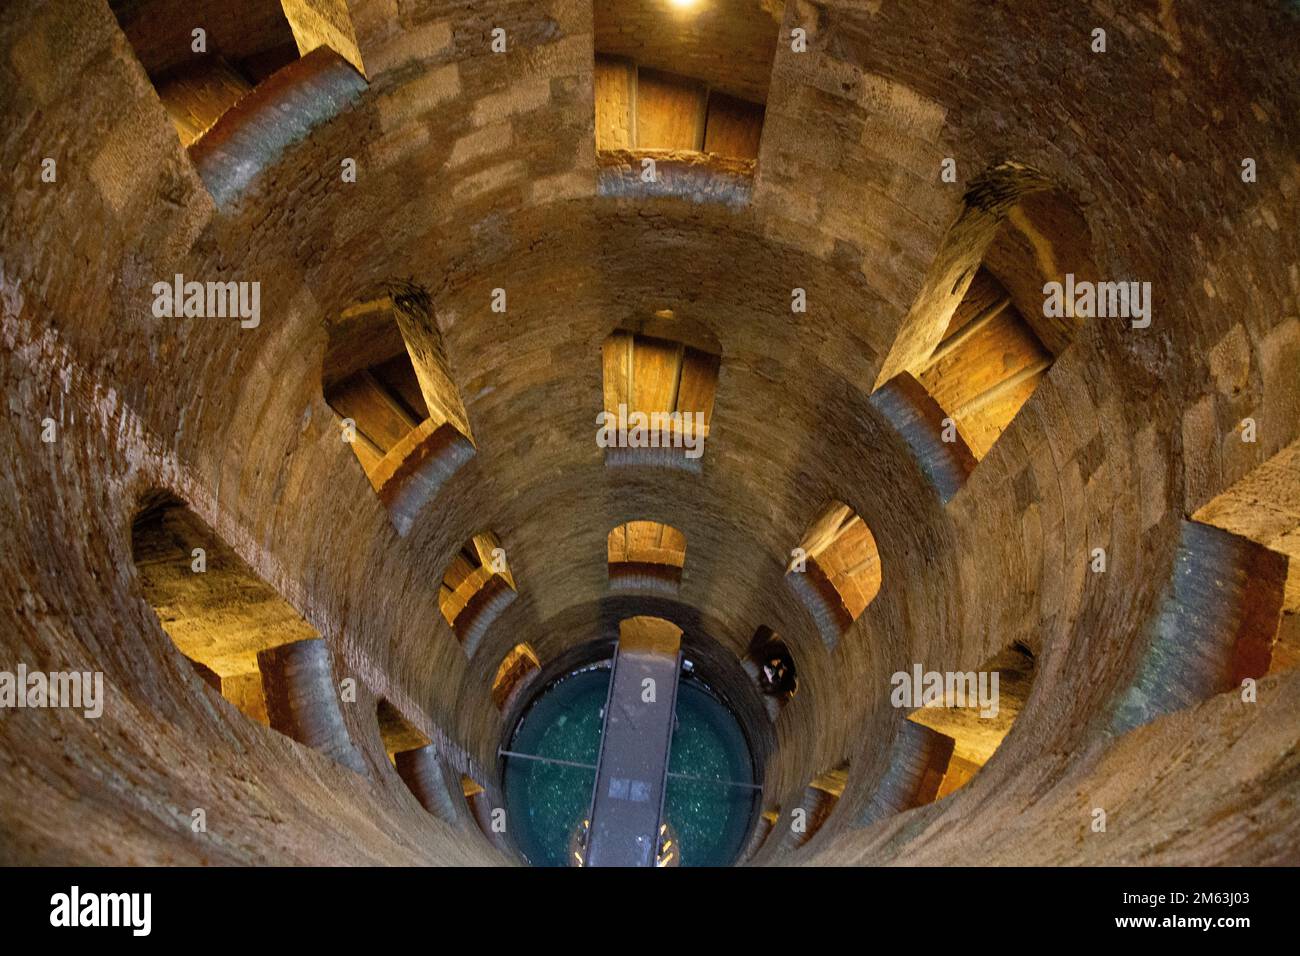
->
[0,0,1296,865]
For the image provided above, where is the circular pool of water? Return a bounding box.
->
[502,667,758,867]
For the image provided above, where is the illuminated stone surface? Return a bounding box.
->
[0,0,1296,866]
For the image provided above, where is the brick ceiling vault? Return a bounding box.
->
[0,0,1297,865]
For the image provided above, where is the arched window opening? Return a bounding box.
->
[607,520,687,593]
[595,57,764,161]
[438,533,517,657]
[744,627,797,721]
[875,165,1097,463]
[377,697,467,821]
[324,289,475,536]
[131,493,363,770]
[601,327,720,471]
[787,501,881,647]
[376,697,430,764]
[915,268,1053,459]
[131,494,314,725]
[905,643,1035,799]
[592,2,779,164]
[492,643,541,712]
[785,762,848,850]
[109,0,365,150]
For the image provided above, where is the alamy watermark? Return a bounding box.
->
[50,886,150,936]
[890,664,999,718]
[0,665,103,718]
[596,403,706,459]
[151,273,261,329]
[1043,273,1151,329]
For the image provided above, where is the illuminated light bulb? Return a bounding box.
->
[668,0,698,9]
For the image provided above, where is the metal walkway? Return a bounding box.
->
[584,617,683,867]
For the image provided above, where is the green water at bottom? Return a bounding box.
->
[503,668,757,867]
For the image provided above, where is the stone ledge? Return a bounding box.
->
[597,149,755,206]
